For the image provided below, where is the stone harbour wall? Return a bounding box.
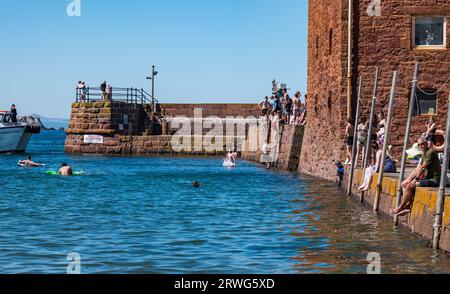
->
[275,125,305,171]
[65,102,259,156]
[67,101,144,136]
[242,124,305,172]
[162,103,261,118]
[65,134,244,156]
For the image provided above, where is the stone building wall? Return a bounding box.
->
[302,0,450,180]
[355,0,450,157]
[299,0,347,180]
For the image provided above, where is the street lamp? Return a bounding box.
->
[146,65,158,111]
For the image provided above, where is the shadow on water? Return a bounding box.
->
[0,131,449,273]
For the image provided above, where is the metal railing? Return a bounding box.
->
[75,87,168,117]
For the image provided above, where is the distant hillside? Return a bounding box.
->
[31,114,69,130]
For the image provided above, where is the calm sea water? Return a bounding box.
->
[0,131,449,274]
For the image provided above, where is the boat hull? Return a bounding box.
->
[0,126,28,153]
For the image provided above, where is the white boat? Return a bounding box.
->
[0,111,41,154]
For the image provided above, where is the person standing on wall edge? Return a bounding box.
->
[10,104,18,124]
[100,81,107,100]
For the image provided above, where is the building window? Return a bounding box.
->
[413,16,446,49]
[414,89,437,115]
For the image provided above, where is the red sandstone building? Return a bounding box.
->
[300,0,450,179]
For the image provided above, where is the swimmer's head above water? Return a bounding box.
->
[192,181,201,188]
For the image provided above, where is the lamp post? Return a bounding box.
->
[146,65,158,111]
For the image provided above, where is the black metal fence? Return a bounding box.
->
[75,87,168,117]
[76,87,152,104]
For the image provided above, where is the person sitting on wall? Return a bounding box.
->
[391,137,442,216]
[59,162,73,176]
[357,138,383,192]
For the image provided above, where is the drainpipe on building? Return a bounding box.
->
[347,0,353,120]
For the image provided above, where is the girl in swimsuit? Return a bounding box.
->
[356,118,368,166]
[292,91,301,125]
[345,118,354,165]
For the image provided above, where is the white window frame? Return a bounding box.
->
[412,15,447,50]
[414,89,438,116]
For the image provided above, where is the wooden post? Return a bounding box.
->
[361,66,379,203]
[374,71,397,211]
[347,76,362,197]
[432,94,450,250]
[394,62,420,226]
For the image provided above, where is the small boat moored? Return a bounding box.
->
[0,111,41,154]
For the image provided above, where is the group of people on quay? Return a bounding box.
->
[77,81,113,101]
[258,88,307,126]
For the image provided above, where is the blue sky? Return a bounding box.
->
[0,0,308,118]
